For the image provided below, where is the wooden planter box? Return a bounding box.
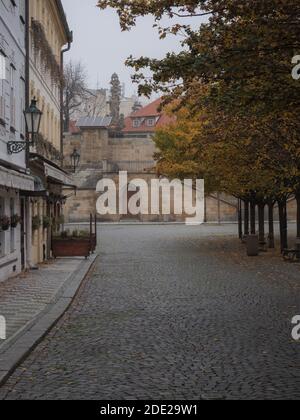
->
[52,238,91,258]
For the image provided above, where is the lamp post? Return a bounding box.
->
[70,148,80,173]
[7,98,43,155]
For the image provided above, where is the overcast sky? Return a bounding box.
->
[62,0,184,97]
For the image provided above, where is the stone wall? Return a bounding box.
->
[64,128,300,224]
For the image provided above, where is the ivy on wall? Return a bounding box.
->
[31,19,61,86]
[36,133,62,164]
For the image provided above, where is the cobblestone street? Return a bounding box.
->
[0,225,299,400]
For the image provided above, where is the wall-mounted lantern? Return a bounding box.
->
[8,98,43,155]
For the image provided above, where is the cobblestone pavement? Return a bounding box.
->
[0,258,83,345]
[0,225,299,400]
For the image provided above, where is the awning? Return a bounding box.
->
[0,165,35,191]
[44,162,75,187]
[20,176,48,197]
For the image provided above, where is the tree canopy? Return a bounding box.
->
[98,0,300,247]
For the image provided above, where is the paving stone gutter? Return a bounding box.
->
[0,255,98,386]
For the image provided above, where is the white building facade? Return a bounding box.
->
[0,0,34,282]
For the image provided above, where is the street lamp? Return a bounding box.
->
[7,98,43,154]
[70,148,80,173]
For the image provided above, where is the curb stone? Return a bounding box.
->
[0,254,98,387]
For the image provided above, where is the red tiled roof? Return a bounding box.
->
[123,98,175,133]
[130,98,162,118]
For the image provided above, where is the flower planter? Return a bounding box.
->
[0,216,11,231]
[43,216,52,230]
[52,237,91,259]
[32,216,41,231]
[11,214,21,228]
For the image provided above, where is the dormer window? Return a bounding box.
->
[146,118,156,127]
[133,118,141,128]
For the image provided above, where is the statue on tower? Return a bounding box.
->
[109,73,122,129]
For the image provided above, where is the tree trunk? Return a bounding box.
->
[296,192,300,239]
[250,200,256,235]
[258,202,266,247]
[244,200,249,236]
[238,199,243,239]
[268,201,275,249]
[278,198,288,253]
[64,92,70,133]
[295,193,300,259]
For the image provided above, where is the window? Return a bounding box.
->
[10,65,16,129]
[0,197,6,258]
[0,53,6,123]
[0,53,5,81]
[146,118,156,127]
[133,118,141,128]
[20,78,25,137]
[19,0,26,24]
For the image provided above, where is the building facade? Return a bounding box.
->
[27,0,73,266]
[0,0,34,282]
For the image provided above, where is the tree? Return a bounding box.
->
[153,102,219,193]
[63,61,90,132]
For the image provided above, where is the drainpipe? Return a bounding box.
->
[60,32,73,167]
[24,0,33,270]
[25,0,30,167]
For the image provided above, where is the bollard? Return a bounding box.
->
[246,234,259,257]
[296,237,300,260]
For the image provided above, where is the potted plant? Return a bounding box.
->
[32,215,41,231]
[43,215,52,229]
[11,214,21,228]
[0,215,11,231]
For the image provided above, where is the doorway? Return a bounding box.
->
[20,198,25,270]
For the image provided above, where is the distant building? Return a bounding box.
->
[123,98,174,137]
[72,89,109,122]
[71,83,145,125]
[120,94,143,119]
